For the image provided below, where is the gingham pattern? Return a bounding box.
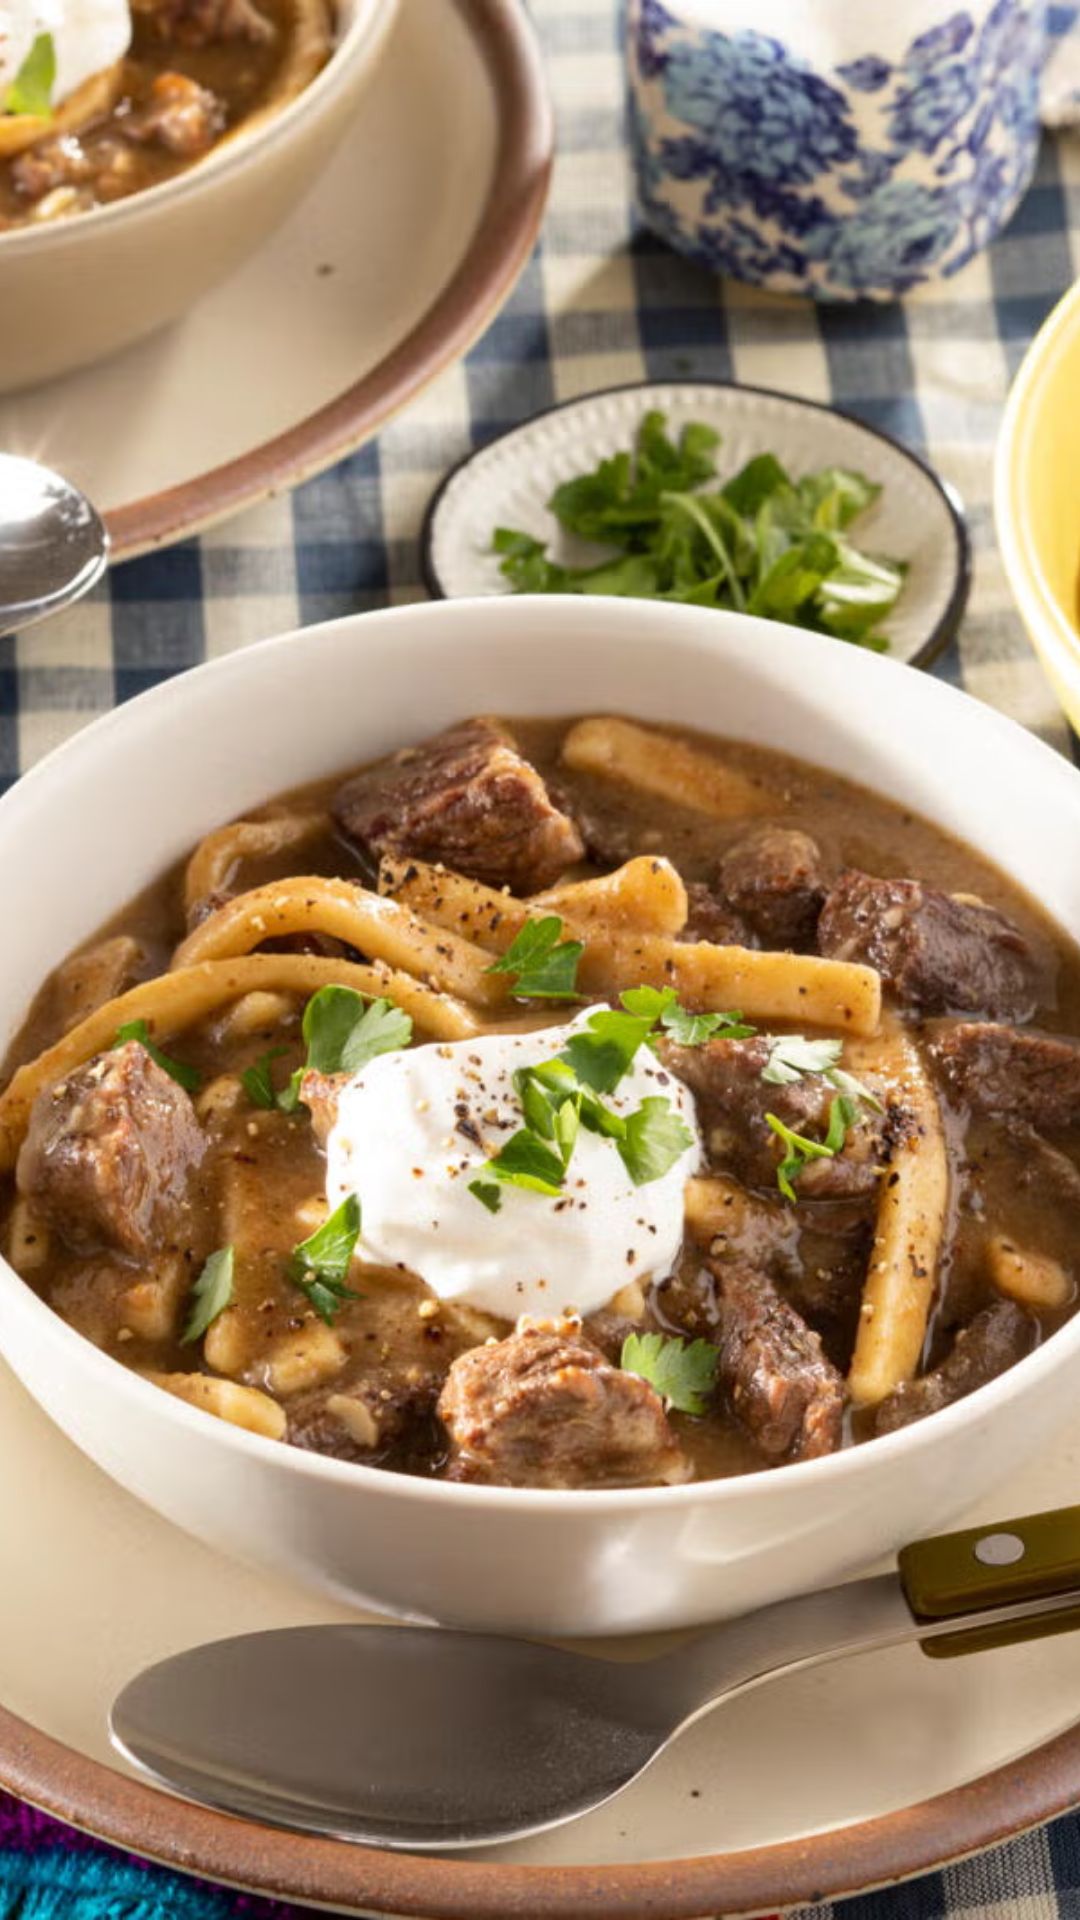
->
[5,3,1080,1916]
[6,1,1080,780]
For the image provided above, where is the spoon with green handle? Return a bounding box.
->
[110,1502,1080,1853]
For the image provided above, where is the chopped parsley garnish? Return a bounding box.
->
[622,984,755,1046]
[620,1330,718,1416]
[241,1047,288,1109]
[467,992,710,1209]
[760,1032,882,1112]
[4,32,56,117]
[307,985,413,1075]
[766,1095,863,1203]
[828,1065,885,1113]
[468,1178,503,1214]
[823,1093,860,1155]
[761,1027,887,1202]
[279,985,413,1111]
[492,411,903,650]
[765,1111,836,1204]
[288,1193,361,1323]
[469,1129,568,1207]
[180,1247,235,1345]
[761,1035,844,1085]
[469,1062,587,1212]
[616,1096,694,1187]
[487,915,585,1000]
[559,1006,658,1094]
[759,1030,885,1156]
[113,1019,201,1094]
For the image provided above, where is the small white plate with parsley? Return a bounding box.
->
[420,381,970,668]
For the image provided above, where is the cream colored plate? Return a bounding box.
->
[0,0,551,559]
[2,1348,1080,1908]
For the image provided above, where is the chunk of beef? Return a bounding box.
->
[334,718,585,896]
[665,1187,868,1374]
[715,826,825,951]
[122,72,225,157]
[964,1116,1080,1213]
[659,1034,886,1199]
[16,1041,205,1258]
[875,1300,1036,1434]
[289,1371,444,1470]
[930,1021,1080,1129]
[11,135,93,203]
[681,882,753,947]
[710,1261,844,1461]
[14,135,140,207]
[555,791,643,870]
[436,1320,686,1488]
[817,871,1038,1021]
[140,0,274,45]
[784,1202,874,1370]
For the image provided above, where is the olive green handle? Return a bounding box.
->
[900,1504,1080,1660]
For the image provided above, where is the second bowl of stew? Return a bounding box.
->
[0,0,395,392]
[0,594,1078,1636]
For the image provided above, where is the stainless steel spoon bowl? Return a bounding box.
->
[111,1502,1080,1853]
[0,454,108,638]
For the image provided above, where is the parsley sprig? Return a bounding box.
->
[113,1019,202,1095]
[758,1032,884,1202]
[765,1102,853,1204]
[622,984,755,1047]
[761,1033,882,1110]
[487,916,585,1000]
[468,989,739,1212]
[248,984,412,1113]
[180,1247,235,1345]
[288,1193,362,1323]
[241,1047,288,1109]
[620,1330,718,1416]
[492,411,905,650]
[4,32,55,117]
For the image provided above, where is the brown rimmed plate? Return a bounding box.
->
[2,1352,1080,1917]
[0,0,552,561]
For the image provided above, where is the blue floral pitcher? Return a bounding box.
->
[628,0,1048,299]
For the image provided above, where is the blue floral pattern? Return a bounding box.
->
[628,0,1047,300]
[661,32,858,186]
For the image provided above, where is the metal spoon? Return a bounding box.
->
[111,1503,1080,1852]
[0,454,108,638]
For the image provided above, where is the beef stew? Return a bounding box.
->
[0,0,331,230]
[1,712,1075,1490]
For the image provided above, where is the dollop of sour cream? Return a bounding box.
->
[324,1013,703,1320]
[2,0,132,113]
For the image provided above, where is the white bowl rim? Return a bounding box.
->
[2,594,1079,1515]
[0,0,389,256]
[994,276,1080,679]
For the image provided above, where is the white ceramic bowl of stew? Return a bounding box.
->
[0,0,395,393]
[0,595,1079,1637]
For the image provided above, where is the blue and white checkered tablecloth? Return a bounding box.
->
[6,2,1080,1915]
[8,0,1080,786]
